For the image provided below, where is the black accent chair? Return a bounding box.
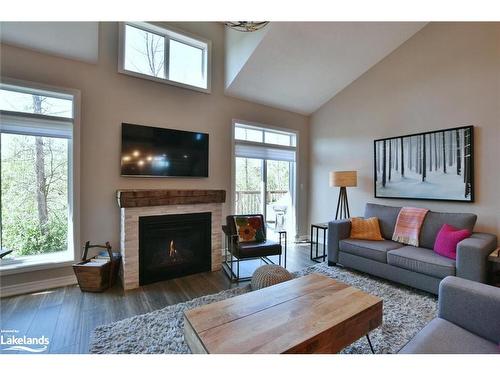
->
[222,214,286,282]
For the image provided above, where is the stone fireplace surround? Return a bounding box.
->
[117,189,226,290]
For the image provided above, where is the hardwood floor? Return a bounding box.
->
[0,243,318,354]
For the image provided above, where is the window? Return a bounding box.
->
[234,123,297,147]
[234,126,263,143]
[232,121,298,238]
[0,82,76,270]
[119,22,211,92]
[124,25,165,79]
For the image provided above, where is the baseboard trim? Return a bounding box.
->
[0,274,77,298]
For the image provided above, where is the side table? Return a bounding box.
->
[310,223,328,263]
[267,226,288,268]
[488,247,500,287]
[278,230,287,268]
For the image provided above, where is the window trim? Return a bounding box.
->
[234,122,298,147]
[118,22,212,94]
[231,119,300,238]
[0,77,81,275]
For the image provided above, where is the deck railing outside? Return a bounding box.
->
[235,190,288,215]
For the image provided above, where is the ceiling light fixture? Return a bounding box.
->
[224,21,269,32]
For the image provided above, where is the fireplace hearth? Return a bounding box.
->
[139,212,212,285]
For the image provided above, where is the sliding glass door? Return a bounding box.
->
[265,159,294,227]
[235,157,264,215]
[233,122,297,236]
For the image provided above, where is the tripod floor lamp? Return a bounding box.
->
[330,171,357,220]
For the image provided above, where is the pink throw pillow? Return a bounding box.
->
[434,224,472,260]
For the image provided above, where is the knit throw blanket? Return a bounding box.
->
[392,207,429,246]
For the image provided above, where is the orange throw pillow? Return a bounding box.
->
[349,217,384,241]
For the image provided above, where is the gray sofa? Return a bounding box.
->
[400,276,500,353]
[328,203,497,294]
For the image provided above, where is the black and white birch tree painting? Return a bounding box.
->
[374,126,473,201]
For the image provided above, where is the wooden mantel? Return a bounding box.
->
[116,189,226,208]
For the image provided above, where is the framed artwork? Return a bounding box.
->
[374,125,474,202]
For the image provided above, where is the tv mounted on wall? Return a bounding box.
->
[121,123,209,177]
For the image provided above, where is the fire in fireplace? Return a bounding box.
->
[139,212,212,285]
[169,240,177,260]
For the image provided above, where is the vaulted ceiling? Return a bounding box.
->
[0,22,428,116]
[0,22,99,63]
[225,22,427,115]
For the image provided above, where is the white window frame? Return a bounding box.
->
[234,122,298,147]
[231,119,300,237]
[118,22,212,94]
[0,78,81,275]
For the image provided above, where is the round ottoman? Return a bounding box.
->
[251,264,293,290]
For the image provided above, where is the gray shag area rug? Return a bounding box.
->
[89,263,437,354]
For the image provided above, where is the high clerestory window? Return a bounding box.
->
[119,22,211,93]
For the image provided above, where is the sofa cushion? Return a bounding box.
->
[349,217,383,241]
[419,211,477,249]
[399,318,500,354]
[233,215,265,242]
[387,246,456,278]
[226,214,267,240]
[340,239,404,263]
[433,223,472,259]
[364,203,401,240]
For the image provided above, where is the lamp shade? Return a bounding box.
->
[330,171,357,187]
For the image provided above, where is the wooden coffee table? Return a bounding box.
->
[183,273,382,353]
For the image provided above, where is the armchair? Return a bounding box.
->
[399,276,500,353]
[222,214,286,282]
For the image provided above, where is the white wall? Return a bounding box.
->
[224,24,269,88]
[309,22,500,237]
[0,22,99,63]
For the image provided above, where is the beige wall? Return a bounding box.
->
[0,22,310,287]
[309,22,500,237]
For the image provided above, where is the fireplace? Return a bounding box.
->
[138,212,212,285]
[118,189,225,290]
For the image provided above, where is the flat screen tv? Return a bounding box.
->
[121,123,209,177]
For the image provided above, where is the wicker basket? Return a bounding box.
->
[73,241,121,292]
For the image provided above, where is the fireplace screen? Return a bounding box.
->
[139,212,211,285]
